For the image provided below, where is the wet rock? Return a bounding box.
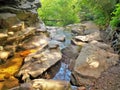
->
[0,54,23,80]
[17,48,62,79]
[0,54,24,89]
[32,79,72,90]
[71,41,119,86]
[1,76,19,90]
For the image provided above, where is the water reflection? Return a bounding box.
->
[53,63,71,81]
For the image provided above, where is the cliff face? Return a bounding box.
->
[0,0,42,29]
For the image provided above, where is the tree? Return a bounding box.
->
[110,4,120,28]
[37,0,80,26]
[79,0,117,28]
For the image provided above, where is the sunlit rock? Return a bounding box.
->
[32,79,72,90]
[75,31,101,42]
[71,41,119,85]
[6,26,36,45]
[0,54,23,80]
[21,34,49,49]
[0,33,8,38]
[71,39,86,46]
[17,48,62,80]
[0,51,10,63]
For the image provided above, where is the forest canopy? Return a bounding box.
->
[38,0,120,28]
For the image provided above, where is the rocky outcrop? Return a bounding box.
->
[70,22,119,87]
[0,0,43,29]
[71,41,119,85]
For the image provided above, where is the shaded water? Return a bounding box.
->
[53,63,71,81]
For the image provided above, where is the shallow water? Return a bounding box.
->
[56,29,73,50]
[53,63,71,81]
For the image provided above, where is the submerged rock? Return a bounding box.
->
[71,41,119,86]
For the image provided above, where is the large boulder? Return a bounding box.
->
[17,48,62,80]
[71,40,119,86]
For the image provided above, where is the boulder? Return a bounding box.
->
[21,34,49,49]
[66,23,86,35]
[75,31,101,42]
[61,45,81,70]
[0,0,42,28]
[71,41,119,85]
[17,48,62,79]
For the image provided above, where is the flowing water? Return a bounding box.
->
[53,29,78,90]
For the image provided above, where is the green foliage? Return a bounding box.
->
[37,0,80,26]
[110,4,120,28]
[38,0,120,28]
[79,0,116,28]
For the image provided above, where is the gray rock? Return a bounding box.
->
[71,41,119,85]
[48,40,61,49]
[0,13,20,28]
[17,48,62,79]
[66,23,86,35]
[21,34,49,49]
[75,31,101,42]
[53,34,65,41]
